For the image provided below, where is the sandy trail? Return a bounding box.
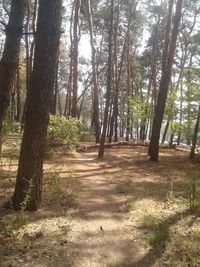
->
[66,151,146,267]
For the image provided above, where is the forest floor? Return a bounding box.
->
[1,136,200,266]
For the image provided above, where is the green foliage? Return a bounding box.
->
[128,95,151,127]
[47,115,82,151]
[3,108,21,136]
[80,125,95,142]
[165,89,177,121]
[170,121,181,135]
[20,191,31,210]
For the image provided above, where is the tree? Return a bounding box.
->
[98,0,114,158]
[13,0,62,211]
[190,104,200,159]
[0,0,26,153]
[71,0,81,118]
[149,0,183,162]
[86,0,100,143]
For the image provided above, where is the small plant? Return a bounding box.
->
[12,188,33,230]
[167,180,174,201]
[189,174,197,210]
[13,211,28,230]
[49,170,62,196]
[0,204,29,236]
[184,164,200,211]
[20,191,32,210]
[142,215,168,246]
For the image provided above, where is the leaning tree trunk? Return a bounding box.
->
[0,0,26,153]
[13,0,62,211]
[149,0,183,162]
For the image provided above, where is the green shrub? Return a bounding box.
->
[47,115,81,151]
[3,108,21,135]
[80,125,95,142]
[142,215,168,246]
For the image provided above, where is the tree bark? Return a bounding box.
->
[149,0,183,162]
[110,2,136,143]
[98,0,114,158]
[86,0,100,143]
[0,0,26,153]
[16,59,21,122]
[64,4,74,117]
[162,121,169,144]
[13,0,62,211]
[190,104,200,159]
[71,0,81,118]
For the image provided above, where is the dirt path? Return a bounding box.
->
[1,146,199,267]
[67,151,146,267]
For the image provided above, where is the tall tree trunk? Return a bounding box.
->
[16,59,21,122]
[51,52,59,115]
[0,0,26,153]
[98,0,114,159]
[126,35,131,141]
[108,0,120,143]
[177,83,183,145]
[13,0,62,211]
[71,0,81,118]
[162,121,169,144]
[86,0,100,143]
[64,4,74,117]
[21,0,38,129]
[110,2,136,143]
[190,104,200,159]
[149,0,183,162]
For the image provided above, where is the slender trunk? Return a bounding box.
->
[71,0,81,118]
[58,93,62,116]
[109,0,120,143]
[177,84,183,145]
[87,0,100,143]
[162,121,169,144]
[190,105,200,159]
[16,61,21,122]
[126,35,131,141]
[52,53,59,115]
[111,2,136,143]
[98,0,114,159]
[169,132,174,148]
[22,0,38,128]
[64,5,74,117]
